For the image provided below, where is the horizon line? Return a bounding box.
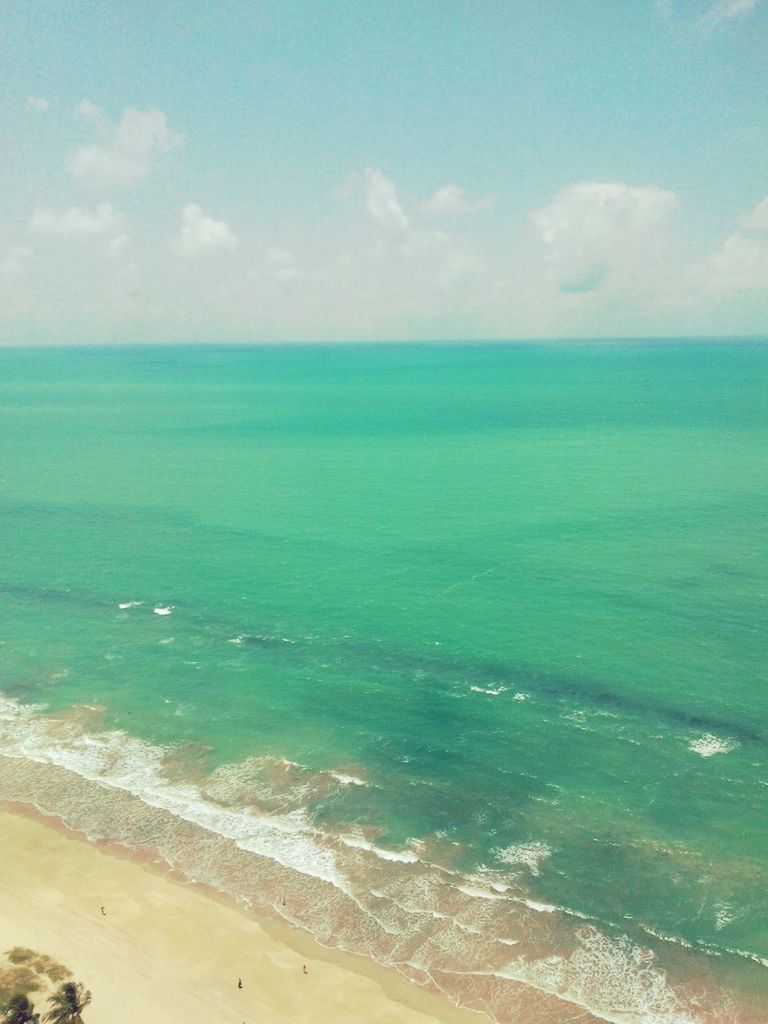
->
[2,334,768,352]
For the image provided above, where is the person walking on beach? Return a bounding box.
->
[238,978,243,989]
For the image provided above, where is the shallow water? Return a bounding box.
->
[0,342,766,1022]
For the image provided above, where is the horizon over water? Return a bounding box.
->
[0,341,766,1024]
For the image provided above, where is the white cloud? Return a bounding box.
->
[69,103,182,188]
[320,168,490,333]
[532,181,679,292]
[0,246,34,319]
[694,232,768,293]
[740,197,768,232]
[26,96,49,113]
[74,98,108,129]
[9,156,764,343]
[423,184,491,217]
[1,246,34,281]
[265,246,300,283]
[174,204,237,258]
[364,167,410,237]
[29,203,125,239]
[657,0,760,32]
[108,259,143,308]
[701,0,759,29]
[332,171,360,200]
[359,168,482,285]
[107,233,131,260]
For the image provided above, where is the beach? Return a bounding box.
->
[0,806,489,1024]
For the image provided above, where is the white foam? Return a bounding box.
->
[455,884,505,900]
[687,734,737,757]
[153,605,173,616]
[330,771,367,787]
[563,709,588,724]
[718,945,768,968]
[470,685,507,696]
[523,898,557,913]
[713,905,735,931]
[640,925,695,950]
[0,694,345,891]
[513,692,528,701]
[496,840,552,876]
[456,921,483,935]
[118,600,143,610]
[339,833,419,863]
[494,926,704,1024]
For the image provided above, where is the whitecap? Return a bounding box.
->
[455,883,505,900]
[330,771,367,787]
[713,905,735,930]
[523,898,557,913]
[153,605,173,616]
[496,840,552,876]
[718,945,768,968]
[118,600,143,610]
[640,924,695,950]
[339,833,419,863]
[688,734,738,757]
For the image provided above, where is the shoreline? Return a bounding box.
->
[0,803,490,1024]
[0,727,761,1024]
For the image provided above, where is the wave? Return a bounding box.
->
[339,832,420,863]
[687,734,738,757]
[0,694,758,1024]
[495,841,552,877]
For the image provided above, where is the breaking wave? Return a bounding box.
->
[687,734,738,758]
[0,694,755,1024]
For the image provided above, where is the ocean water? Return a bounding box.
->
[0,342,766,1024]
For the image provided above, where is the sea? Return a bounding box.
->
[0,341,766,1024]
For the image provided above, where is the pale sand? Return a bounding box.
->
[0,808,487,1024]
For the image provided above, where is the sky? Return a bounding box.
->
[1,0,767,344]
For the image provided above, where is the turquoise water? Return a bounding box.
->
[0,343,766,1023]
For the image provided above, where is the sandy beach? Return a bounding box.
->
[0,807,487,1024]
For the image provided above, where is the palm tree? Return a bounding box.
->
[42,983,91,1024]
[1,993,39,1024]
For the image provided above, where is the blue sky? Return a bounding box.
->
[1,0,767,342]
